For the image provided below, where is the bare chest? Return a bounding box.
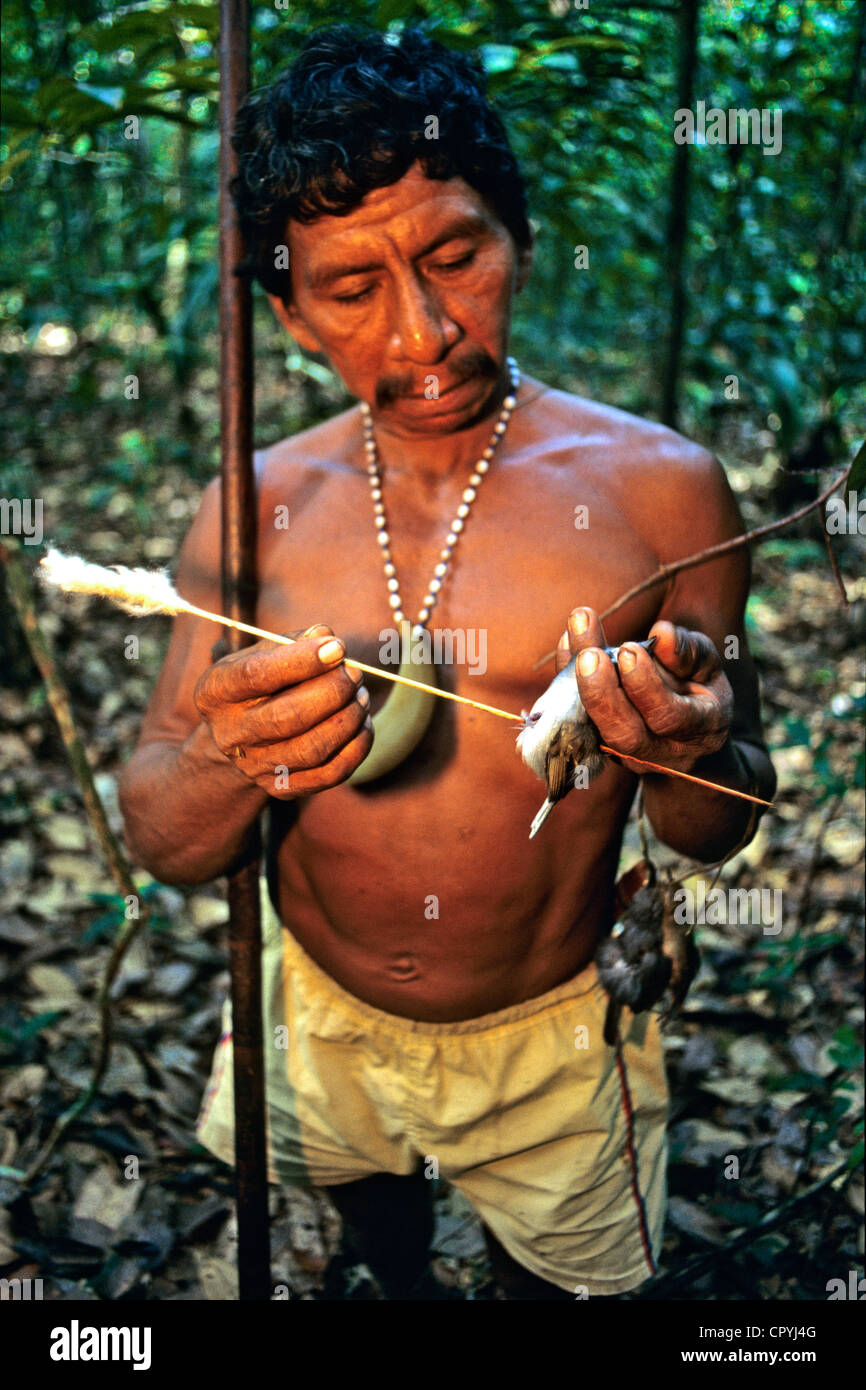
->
[256,448,661,710]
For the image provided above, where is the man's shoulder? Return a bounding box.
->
[533,383,717,480]
[186,407,361,566]
[525,383,739,560]
[255,403,362,489]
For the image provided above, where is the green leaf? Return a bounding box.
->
[375,0,421,26]
[828,1024,863,1071]
[156,63,218,92]
[529,35,633,59]
[847,438,866,492]
[175,1,219,27]
[82,912,124,944]
[0,1010,63,1049]
[78,12,180,53]
[1,94,40,127]
[780,714,811,747]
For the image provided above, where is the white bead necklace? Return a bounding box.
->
[359,357,520,634]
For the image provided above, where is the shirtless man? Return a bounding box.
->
[118,26,775,1300]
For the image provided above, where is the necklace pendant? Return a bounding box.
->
[346,621,439,786]
[350,360,520,784]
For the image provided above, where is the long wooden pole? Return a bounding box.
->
[660,0,699,428]
[219,0,271,1301]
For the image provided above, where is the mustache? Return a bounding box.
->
[374,348,500,409]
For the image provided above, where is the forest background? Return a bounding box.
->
[0,0,863,1302]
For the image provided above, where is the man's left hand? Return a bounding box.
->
[557,607,734,775]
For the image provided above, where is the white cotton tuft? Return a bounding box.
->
[39,547,185,617]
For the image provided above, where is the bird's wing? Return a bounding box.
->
[545,748,572,802]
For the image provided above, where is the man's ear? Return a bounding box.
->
[265,291,323,355]
[515,232,534,294]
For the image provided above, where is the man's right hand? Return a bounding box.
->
[193,623,373,797]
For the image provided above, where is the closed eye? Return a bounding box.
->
[431,251,475,273]
[334,251,476,303]
[334,285,374,304]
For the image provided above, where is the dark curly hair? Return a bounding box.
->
[231,24,531,301]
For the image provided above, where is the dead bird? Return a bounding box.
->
[596,867,701,1045]
[596,874,671,1045]
[517,638,656,838]
[659,892,701,1022]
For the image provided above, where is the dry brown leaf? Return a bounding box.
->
[668,1196,726,1245]
[728,1036,778,1077]
[73,1165,141,1233]
[188,896,228,930]
[0,1124,18,1166]
[761,1147,799,1194]
[27,880,80,919]
[823,819,865,868]
[26,962,81,1010]
[43,853,112,893]
[689,1121,749,1149]
[2,1063,48,1103]
[43,814,90,852]
[770,1090,810,1110]
[124,1000,181,1024]
[285,1189,340,1274]
[0,913,39,945]
[192,1252,237,1300]
[152,962,197,998]
[700,1075,764,1105]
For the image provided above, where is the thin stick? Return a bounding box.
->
[820,504,849,606]
[38,556,777,807]
[181,600,523,722]
[531,460,854,671]
[641,1158,852,1297]
[600,462,852,621]
[0,537,149,1186]
[599,744,773,807]
[37,551,522,723]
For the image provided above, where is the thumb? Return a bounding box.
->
[554,629,571,673]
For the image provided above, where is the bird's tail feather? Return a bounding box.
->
[529,797,556,839]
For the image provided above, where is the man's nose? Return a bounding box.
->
[389,272,459,363]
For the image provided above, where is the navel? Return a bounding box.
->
[385,953,421,983]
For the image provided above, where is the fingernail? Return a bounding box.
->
[304,623,331,637]
[571,609,589,635]
[578,649,598,676]
[619,648,636,673]
[557,631,570,650]
[357,685,370,708]
[318,639,345,664]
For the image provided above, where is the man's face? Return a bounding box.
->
[270,163,532,437]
